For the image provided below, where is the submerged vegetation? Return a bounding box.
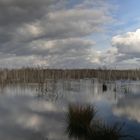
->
[66,104,137,140]
[0,68,140,84]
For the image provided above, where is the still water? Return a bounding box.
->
[0,79,140,140]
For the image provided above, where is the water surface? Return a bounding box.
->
[0,80,140,140]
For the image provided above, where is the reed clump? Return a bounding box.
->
[66,104,96,138]
[66,104,135,140]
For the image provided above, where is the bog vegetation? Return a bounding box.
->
[0,68,140,84]
[66,104,137,140]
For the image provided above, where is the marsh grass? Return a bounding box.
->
[0,68,140,85]
[66,104,96,138]
[66,104,136,140]
[89,122,124,140]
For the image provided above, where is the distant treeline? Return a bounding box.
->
[0,68,140,84]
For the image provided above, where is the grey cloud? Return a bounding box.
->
[0,0,113,68]
[0,38,101,68]
[0,55,37,68]
[10,7,112,42]
[0,0,62,26]
[29,38,95,56]
[0,38,95,55]
[0,0,64,42]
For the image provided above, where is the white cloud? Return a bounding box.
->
[100,29,140,69]
[112,29,140,54]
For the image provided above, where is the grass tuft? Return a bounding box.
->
[66,104,135,140]
[66,104,96,138]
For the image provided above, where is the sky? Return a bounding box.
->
[0,0,140,69]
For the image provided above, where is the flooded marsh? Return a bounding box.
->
[0,79,140,140]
